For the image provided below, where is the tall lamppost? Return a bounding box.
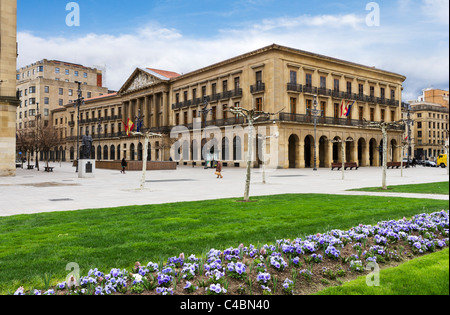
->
[403,102,414,167]
[74,81,84,172]
[307,95,323,171]
[35,102,41,170]
[199,98,212,169]
[97,118,102,159]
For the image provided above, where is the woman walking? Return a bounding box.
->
[121,158,127,174]
[215,161,223,179]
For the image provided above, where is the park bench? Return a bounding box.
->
[387,162,402,169]
[332,163,359,170]
[331,163,342,170]
[44,167,55,172]
[344,162,359,170]
[27,165,34,170]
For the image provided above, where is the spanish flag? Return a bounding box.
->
[122,118,135,137]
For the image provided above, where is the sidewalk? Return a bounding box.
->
[0,162,448,217]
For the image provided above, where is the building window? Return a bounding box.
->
[381,109,385,122]
[74,71,79,77]
[359,106,364,121]
[55,68,60,74]
[305,74,312,88]
[320,77,326,89]
[256,71,263,85]
[59,99,63,106]
[320,101,326,117]
[83,72,88,78]
[87,92,92,99]
[65,69,70,75]
[69,89,73,96]
[44,97,49,105]
[59,88,64,95]
[334,79,340,92]
[45,86,49,93]
[370,86,375,97]
[391,89,395,100]
[290,97,297,114]
[359,84,364,96]
[255,98,263,112]
[334,103,340,118]
[346,81,352,94]
[306,99,312,115]
[290,71,297,84]
[234,77,240,90]
[380,87,385,99]
[370,108,375,121]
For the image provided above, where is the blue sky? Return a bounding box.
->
[17,0,449,100]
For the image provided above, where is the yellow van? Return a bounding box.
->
[437,154,447,168]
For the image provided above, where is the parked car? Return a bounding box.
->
[424,160,437,167]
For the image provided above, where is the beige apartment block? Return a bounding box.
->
[42,44,407,169]
[407,89,449,160]
[16,59,109,134]
[0,0,20,176]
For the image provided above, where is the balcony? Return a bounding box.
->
[279,112,405,131]
[250,82,265,94]
[287,83,302,92]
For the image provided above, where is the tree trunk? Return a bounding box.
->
[244,120,253,202]
[140,136,149,190]
[382,126,387,190]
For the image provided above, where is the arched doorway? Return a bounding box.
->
[130,143,135,161]
[332,136,341,163]
[390,139,397,162]
[369,138,377,166]
[358,138,366,167]
[103,145,109,161]
[110,145,116,161]
[233,136,242,161]
[97,145,102,161]
[319,136,328,168]
[304,135,313,168]
[222,137,229,161]
[138,143,143,161]
[288,134,299,168]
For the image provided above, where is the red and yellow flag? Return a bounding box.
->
[122,118,135,137]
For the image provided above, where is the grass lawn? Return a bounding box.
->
[0,193,448,294]
[349,181,449,195]
[315,248,449,295]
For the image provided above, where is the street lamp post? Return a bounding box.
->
[35,102,41,170]
[74,81,84,172]
[307,95,322,171]
[97,118,102,159]
[403,103,414,167]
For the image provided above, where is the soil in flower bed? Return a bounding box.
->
[15,210,449,296]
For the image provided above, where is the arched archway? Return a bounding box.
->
[358,138,366,167]
[138,142,143,161]
[319,136,328,168]
[369,138,378,166]
[222,137,229,161]
[130,143,135,161]
[288,134,299,168]
[110,145,116,161]
[390,139,398,162]
[233,136,242,161]
[332,136,341,163]
[97,145,102,161]
[103,145,109,161]
[304,135,314,168]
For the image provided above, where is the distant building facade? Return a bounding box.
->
[36,44,408,169]
[408,88,449,161]
[0,0,20,176]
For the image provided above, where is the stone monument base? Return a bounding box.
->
[78,159,96,178]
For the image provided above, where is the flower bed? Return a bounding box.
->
[14,210,449,295]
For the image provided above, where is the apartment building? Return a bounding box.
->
[16,59,109,131]
[408,89,449,160]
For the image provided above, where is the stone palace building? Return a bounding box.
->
[27,44,408,169]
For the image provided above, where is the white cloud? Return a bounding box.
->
[17,9,448,101]
[421,0,449,24]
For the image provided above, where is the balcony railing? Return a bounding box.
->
[279,112,405,131]
[250,82,265,94]
[172,89,243,110]
[286,84,400,107]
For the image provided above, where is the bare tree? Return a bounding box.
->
[38,122,61,169]
[16,129,35,168]
[365,119,405,190]
[225,106,282,202]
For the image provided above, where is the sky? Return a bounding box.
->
[16,0,449,101]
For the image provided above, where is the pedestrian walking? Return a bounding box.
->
[215,161,223,179]
[121,158,127,174]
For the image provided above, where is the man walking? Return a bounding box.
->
[121,158,127,174]
[215,161,223,179]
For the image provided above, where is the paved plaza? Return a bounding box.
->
[0,163,448,217]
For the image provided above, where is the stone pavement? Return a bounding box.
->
[0,162,448,217]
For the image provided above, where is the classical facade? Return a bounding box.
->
[0,0,20,176]
[43,44,408,169]
[407,89,449,160]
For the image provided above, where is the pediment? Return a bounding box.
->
[119,68,161,95]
